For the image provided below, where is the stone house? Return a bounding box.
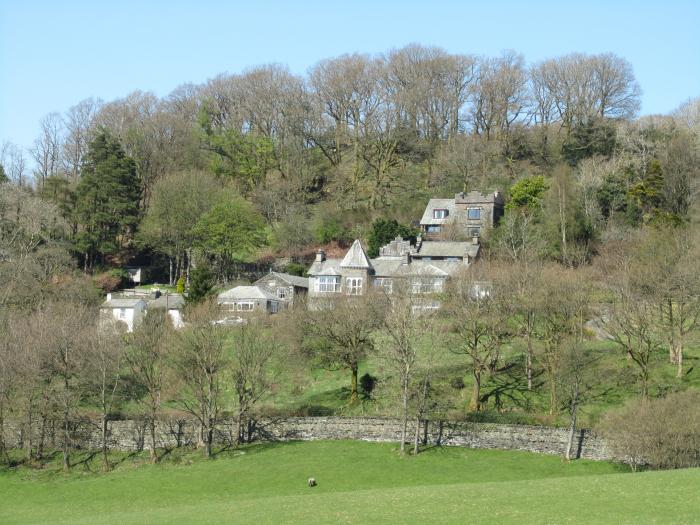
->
[420,190,504,239]
[307,238,477,310]
[217,271,308,314]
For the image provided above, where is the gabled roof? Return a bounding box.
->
[340,240,373,269]
[149,294,185,310]
[267,272,309,289]
[217,286,278,302]
[420,198,456,225]
[101,298,146,309]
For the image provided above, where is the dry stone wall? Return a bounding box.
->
[3,417,612,461]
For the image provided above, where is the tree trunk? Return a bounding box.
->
[525,329,533,391]
[149,415,157,464]
[101,415,110,471]
[168,257,174,286]
[469,370,481,412]
[413,418,421,456]
[400,378,409,455]
[350,363,359,405]
[549,374,557,416]
[62,416,70,471]
[565,381,579,461]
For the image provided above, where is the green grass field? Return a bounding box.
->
[2,441,699,524]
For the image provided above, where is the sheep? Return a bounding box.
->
[308,477,317,487]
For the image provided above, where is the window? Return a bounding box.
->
[433,208,448,219]
[468,226,481,237]
[373,278,393,294]
[446,257,461,262]
[412,278,444,294]
[467,207,481,220]
[346,277,363,295]
[270,301,279,313]
[426,225,442,233]
[235,301,254,311]
[316,276,340,292]
[118,308,127,319]
[277,287,287,299]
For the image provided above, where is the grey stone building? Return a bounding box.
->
[217,271,308,314]
[307,238,477,309]
[420,190,504,239]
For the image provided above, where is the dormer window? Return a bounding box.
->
[467,207,481,220]
[433,209,448,219]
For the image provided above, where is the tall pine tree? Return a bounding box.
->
[75,130,140,270]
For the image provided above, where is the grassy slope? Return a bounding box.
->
[2,441,698,524]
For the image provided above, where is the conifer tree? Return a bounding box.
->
[74,130,140,270]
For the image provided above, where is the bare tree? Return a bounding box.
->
[447,265,512,412]
[300,294,385,404]
[172,300,229,457]
[62,98,102,181]
[125,309,172,463]
[229,316,277,445]
[31,112,65,187]
[379,284,435,454]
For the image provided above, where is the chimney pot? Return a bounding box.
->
[315,250,326,263]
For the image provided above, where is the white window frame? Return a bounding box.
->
[433,208,448,219]
[118,308,127,319]
[270,301,279,313]
[276,287,287,299]
[235,301,255,311]
[468,225,481,237]
[412,278,444,294]
[316,276,340,293]
[467,207,481,220]
[426,225,442,233]
[373,278,393,294]
[346,277,363,295]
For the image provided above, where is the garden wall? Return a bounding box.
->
[3,416,612,461]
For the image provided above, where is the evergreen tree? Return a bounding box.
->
[74,131,140,269]
[186,264,214,304]
[0,164,8,184]
[367,219,417,257]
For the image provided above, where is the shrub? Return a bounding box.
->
[359,373,377,399]
[598,391,700,471]
[93,269,127,292]
[284,263,307,277]
[449,377,465,390]
[176,276,186,294]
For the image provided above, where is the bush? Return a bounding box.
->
[284,263,307,277]
[598,391,700,471]
[186,264,214,304]
[449,377,465,390]
[176,276,186,294]
[93,269,128,292]
[359,373,377,399]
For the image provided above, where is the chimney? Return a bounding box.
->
[472,236,479,245]
[106,293,112,301]
[315,250,326,263]
[403,252,411,265]
[416,235,422,250]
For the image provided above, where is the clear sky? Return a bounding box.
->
[1,0,699,153]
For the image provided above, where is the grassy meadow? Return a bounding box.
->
[2,440,699,524]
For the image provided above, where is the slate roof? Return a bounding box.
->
[419,198,456,225]
[149,294,185,310]
[415,241,480,259]
[101,298,146,309]
[370,257,460,277]
[267,272,309,289]
[217,286,278,302]
[307,260,343,276]
[340,240,373,269]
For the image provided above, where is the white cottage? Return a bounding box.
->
[100,297,146,332]
[148,293,185,329]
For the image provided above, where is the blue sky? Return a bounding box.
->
[1,0,699,153]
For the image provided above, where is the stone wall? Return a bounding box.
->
[3,417,612,461]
